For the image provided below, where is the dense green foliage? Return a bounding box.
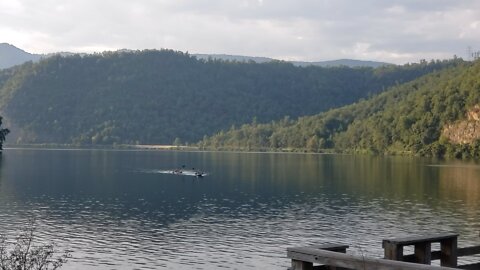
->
[0,50,462,145]
[0,117,9,151]
[200,59,480,158]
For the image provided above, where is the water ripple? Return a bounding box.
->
[1,151,480,269]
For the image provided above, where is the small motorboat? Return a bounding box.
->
[194,171,206,177]
[164,167,208,177]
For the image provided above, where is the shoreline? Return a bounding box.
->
[3,143,340,155]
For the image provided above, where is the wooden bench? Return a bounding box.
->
[382,233,459,267]
[287,233,480,269]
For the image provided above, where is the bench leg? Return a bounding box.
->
[384,243,403,261]
[440,238,457,267]
[414,242,432,264]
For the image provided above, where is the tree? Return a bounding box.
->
[0,116,9,151]
[306,135,319,152]
[0,220,71,270]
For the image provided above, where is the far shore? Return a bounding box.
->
[3,143,199,151]
[3,144,345,157]
[130,144,199,150]
[3,143,336,154]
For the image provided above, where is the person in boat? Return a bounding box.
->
[173,165,186,174]
[194,169,205,177]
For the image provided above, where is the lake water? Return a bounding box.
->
[0,148,479,269]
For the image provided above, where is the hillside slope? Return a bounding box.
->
[0,50,462,145]
[200,59,479,158]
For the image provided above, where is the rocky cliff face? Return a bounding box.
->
[442,105,480,144]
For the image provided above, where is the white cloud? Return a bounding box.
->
[386,5,406,15]
[0,0,24,15]
[1,0,480,64]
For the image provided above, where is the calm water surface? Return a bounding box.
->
[0,149,479,269]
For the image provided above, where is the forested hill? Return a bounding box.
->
[0,49,464,145]
[200,59,480,158]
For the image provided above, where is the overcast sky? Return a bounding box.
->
[1,0,480,64]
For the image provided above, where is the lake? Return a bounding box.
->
[0,148,479,269]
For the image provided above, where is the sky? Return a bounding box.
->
[1,0,480,64]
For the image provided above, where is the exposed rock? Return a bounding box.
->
[443,105,480,144]
[467,105,480,121]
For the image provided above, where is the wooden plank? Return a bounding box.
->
[288,247,458,270]
[290,244,349,270]
[382,233,459,246]
[292,259,314,270]
[403,245,480,262]
[288,249,322,264]
[308,244,349,253]
[457,262,480,270]
[288,245,348,261]
[457,245,480,257]
[312,266,348,270]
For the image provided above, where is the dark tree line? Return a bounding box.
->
[0,117,9,151]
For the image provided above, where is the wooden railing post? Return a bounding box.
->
[414,242,432,264]
[440,237,457,267]
[383,241,403,261]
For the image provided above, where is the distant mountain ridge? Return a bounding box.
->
[193,54,392,68]
[0,43,392,69]
[0,43,42,69]
[294,59,392,68]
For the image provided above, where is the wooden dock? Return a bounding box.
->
[287,233,480,269]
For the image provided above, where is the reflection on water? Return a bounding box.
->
[0,149,479,269]
[434,163,480,206]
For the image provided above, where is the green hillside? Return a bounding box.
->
[0,50,463,145]
[200,59,480,158]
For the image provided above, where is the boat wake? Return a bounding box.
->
[138,169,208,177]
